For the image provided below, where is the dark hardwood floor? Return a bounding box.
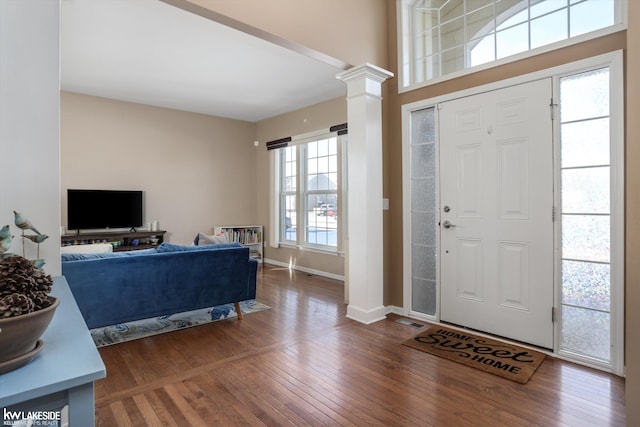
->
[95,264,626,426]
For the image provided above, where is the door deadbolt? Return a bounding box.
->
[443,205,451,213]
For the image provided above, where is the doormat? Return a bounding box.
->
[91,300,269,347]
[402,325,545,384]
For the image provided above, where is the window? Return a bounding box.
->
[398,0,624,90]
[276,133,346,252]
[559,67,616,363]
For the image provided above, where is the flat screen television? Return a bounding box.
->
[67,189,143,231]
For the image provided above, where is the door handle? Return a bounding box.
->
[442,220,456,229]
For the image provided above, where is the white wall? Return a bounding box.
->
[0,1,61,276]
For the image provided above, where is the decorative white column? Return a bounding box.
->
[337,63,393,324]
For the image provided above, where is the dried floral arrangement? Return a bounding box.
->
[0,211,53,318]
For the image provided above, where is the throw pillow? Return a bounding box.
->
[196,232,228,245]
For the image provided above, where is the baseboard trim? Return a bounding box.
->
[346,304,386,325]
[385,305,404,316]
[263,258,344,282]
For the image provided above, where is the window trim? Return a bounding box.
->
[272,130,346,254]
[396,0,627,93]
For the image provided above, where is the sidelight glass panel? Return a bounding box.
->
[411,178,437,212]
[410,107,438,316]
[561,167,610,214]
[560,68,609,122]
[412,211,437,246]
[412,143,436,178]
[562,215,610,263]
[561,305,610,361]
[559,67,612,363]
[562,260,610,311]
[561,118,609,167]
[412,277,437,314]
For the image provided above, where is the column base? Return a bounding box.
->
[346,304,387,325]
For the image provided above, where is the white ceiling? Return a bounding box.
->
[60,0,350,122]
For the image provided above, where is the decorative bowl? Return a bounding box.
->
[0,296,59,368]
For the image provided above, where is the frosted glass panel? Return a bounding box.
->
[562,260,610,311]
[561,118,609,167]
[561,305,610,361]
[412,211,436,246]
[562,215,610,262]
[411,178,437,212]
[412,244,437,281]
[410,107,437,316]
[561,167,610,214]
[412,277,436,315]
[412,143,436,178]
[560,68,610,122]
[411,108,436,143]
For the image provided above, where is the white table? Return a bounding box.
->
[0,276,106,426]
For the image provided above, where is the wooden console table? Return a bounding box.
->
[62,230,166,251]
[0,276,106,426]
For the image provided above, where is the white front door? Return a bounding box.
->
[439,79,554,349]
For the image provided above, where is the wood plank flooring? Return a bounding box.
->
[95,264,626,426]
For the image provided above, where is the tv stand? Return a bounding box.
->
[61,230,166,252]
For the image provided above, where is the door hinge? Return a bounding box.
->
[552,307,557,323]
[550,99,558,121]
[552,206,556,222]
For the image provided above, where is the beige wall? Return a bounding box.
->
[625,1,640,424]
[189,0,389,69]
[255,97,347,277]
[60,92,257,246]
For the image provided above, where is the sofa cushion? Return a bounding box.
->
[60,243,113,254]
[157,242,241,253]
[61,251,129,261]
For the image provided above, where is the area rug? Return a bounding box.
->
[403,325,546,384]
[90,300,269,347]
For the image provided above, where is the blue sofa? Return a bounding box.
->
[61,242,258,329]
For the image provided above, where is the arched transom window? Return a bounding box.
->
[398,0,624,90]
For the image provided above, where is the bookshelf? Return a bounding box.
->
[214,225,263,262]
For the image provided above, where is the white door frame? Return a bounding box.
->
[401,51,624,375]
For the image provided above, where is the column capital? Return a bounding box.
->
[337,63,394,98]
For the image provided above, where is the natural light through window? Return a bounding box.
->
[559,67,611,362]
[277,135,345,252]
[399,0,622,89]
